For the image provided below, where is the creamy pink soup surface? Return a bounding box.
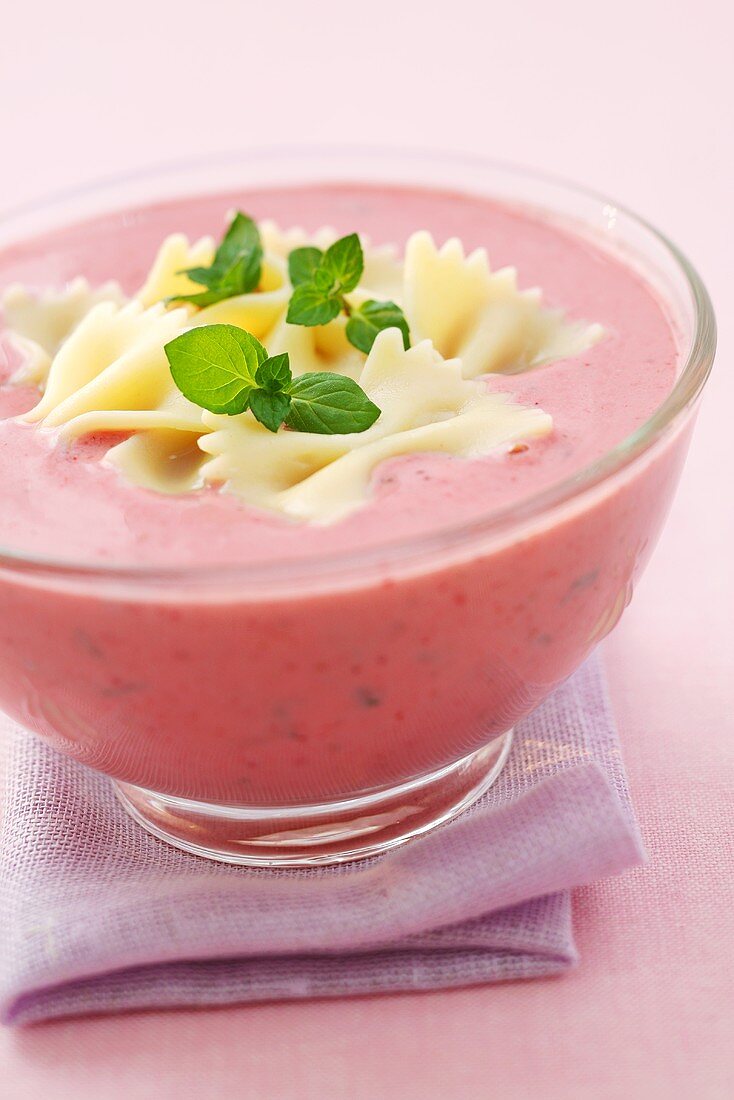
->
[0,184,678,567]
[0,184,686,806]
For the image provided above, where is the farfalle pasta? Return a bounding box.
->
[199,331,552,521]
[2,277,125,385]
[403,231,604,374]
[1,216,603,520]
[25,300,197,434]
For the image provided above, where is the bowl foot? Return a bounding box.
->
[114,730,513,867]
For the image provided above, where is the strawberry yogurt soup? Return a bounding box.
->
[0,185,676,564]
[0,175,703,864]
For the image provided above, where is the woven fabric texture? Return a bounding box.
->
[0,656,643,1025]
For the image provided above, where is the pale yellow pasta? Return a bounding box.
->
[136,234,215,308]
[259,220,337,257]
[5,334,51,388]
[2,277,125,385]
[106,429,206,494]
[193,255,290,339]
[137,227,291,339]
[199,416,348,509]
[4,218,609,521]
[361,244,403,301]
[266,315,364,381]
[200,330,553,523]
[260,221,403,301]
[403,232,495,358]
[403,231,602,375]
[25,301,199,435]
[281,398,551,523]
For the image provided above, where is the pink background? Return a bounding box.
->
[1,1,732,1096]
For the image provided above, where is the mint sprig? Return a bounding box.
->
[286,373,381,434]
[249,354,293,432]
[287,246,322,287]
[287,234,410,355]
[165,324,266,415]
[164,324,380,435]
[346,299,410,354]
[168,212,263,308]
[287,282,342,327]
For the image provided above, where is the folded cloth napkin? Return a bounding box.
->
[0,655,643,1026]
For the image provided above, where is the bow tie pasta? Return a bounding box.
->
[403,231,604,375]
[2,216,603,520]
[2,278,125,386]
[198,330,551,523]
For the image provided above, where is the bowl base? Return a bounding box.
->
[114,730,513,867]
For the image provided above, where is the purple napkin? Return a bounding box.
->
[0,655,643,1026]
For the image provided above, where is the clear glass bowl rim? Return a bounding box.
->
[0,145,717,586]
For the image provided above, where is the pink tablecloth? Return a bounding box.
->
[1,0,732,1095]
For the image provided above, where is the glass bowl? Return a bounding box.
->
[0,149,716,864]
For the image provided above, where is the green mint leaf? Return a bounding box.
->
[313,267,336,293]
[249,388,292,433]
[256,352,292,392]
[286,283,342,327]
[219,247,262,294]
[345,299,411,355]
[285,372,380,434]
[214,212,261,274]
[167,288,232,308]
[166,277,247,309]
[171,212,262,305]
[322,233,363,293]
[288,247,323,287]
[181,265,222,289]
[164,323,267,415]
